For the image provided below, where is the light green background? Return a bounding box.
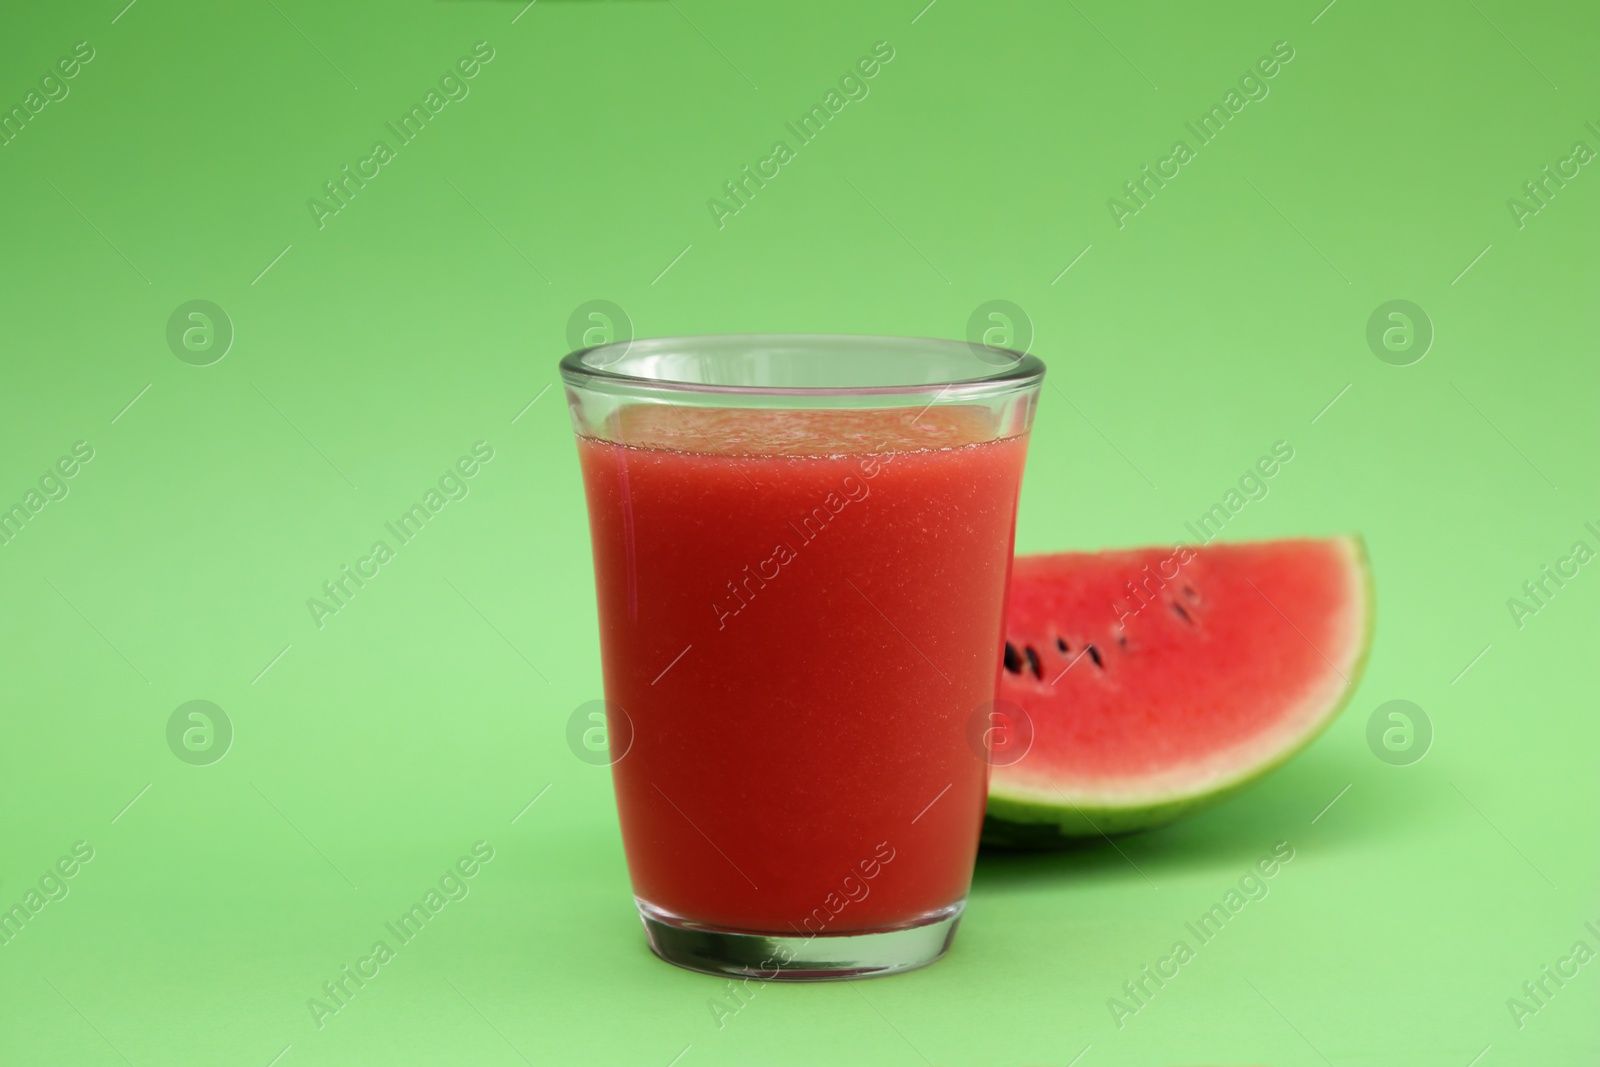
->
[1,1,1596,1064]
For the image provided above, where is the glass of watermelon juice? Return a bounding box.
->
[561,334,1043,979]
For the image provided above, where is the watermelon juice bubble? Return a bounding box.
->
[561,335,1043,980]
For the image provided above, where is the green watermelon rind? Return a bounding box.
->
[981,535,1374,848]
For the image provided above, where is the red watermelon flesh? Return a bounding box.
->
[984,536,1371,845]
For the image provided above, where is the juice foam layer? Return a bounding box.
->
[602,404,1005,457]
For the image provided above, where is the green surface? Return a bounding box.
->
[1,1,1596,1064]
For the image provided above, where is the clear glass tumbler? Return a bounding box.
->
[561,335,1043,979]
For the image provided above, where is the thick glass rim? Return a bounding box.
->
[558,333,1045,399]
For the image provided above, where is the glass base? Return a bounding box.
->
[637,899,963,981]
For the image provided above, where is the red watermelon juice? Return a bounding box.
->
[578,405,1028,939]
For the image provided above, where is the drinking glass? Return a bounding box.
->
[562,334,1043,979]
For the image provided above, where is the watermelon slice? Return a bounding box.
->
[984,536,1372,846]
